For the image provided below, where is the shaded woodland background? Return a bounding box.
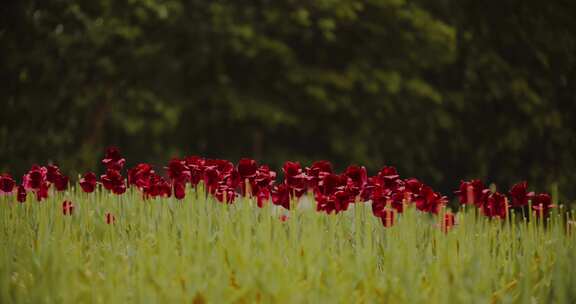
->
[2,0,576,198]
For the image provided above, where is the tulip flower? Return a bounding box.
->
[79,172,97,193]
[370,187,389,217]
[0,174,15,194]
[203,167,220,194]
[344,165,368,193]
[282,161,307,197]
[251,165,276,196]
[46,165,61,183]
[53,173,69,192]
[105,212,115,224]
[377,166,401,189]
[305,160,333,189]
[100,169,126,195]
[531,193,554,217]
[214,185,236,204]
[272,184,291,210]
[174,181,186,200]
[256,188,270,208]
[316,190,353,214]
[404,178,423,195]
[143,175,171,198]
[36,182,49,202]
[23,165,47,191]
[237,158,257,179]
[508,181,534,208]
[62,200,74,215]
[415,185,447,214]
[184,156,206,186]
[166,158,190,183]
[128,163,155,189]
[102,146,126,171]
[454,180,486,207]
[481,191,508,219]
[16,185,26,203]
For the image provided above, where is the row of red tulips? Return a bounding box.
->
[0,147,554,228]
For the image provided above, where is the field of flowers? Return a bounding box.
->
[1,147,575,303]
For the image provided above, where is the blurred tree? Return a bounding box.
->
[421,0,576,196]
[1,0,575,199]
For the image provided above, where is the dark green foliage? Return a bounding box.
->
[1,0,575,198]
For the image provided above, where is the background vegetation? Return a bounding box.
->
[2,0,576,198]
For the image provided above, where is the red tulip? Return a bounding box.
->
[100,169,126,195]
[222,168,241,190]
[236,158,259,196]
[62,200,74,215]
[214,185,236,204]
[36,182,49,202]
[143,174,171,198]
[157,179,172,197]
[454,179,486,206]
[509,181,534,208]
[53,173,69,192]
[531,193,554,217]
[237,158,258,179]
[211,159,235,173]
[344,165,367,196]
[128,163,155,189]
[308,160,333,175]
[415,185,447,214]
[316,189,354,214]
[272,184,291,210]
[184,156,206,186]
[360,176,380,202]
[345,165,367,187]
[102,146,126,171]
[481,191,508,219]
[0,174,16,193]
[23,165,47,190]
[112,183,126,195]
[279,214,289,222]
[333,190,354,213]
[377,166,401,188]
[404,178,423,195]
[174,181,186,200]
[378,166,399,179]
[16,185,26,203]
[387,188,406,213]
[283,161,302,177]
[314,172,357,214]
[166,158,190,183]
[203,167,220,194]
[370,187,389,217]
[317,173,347,196]
[46,165,61,184]
[282,161,307,197]
[79,172,97,193]
[305,160,333,189]
[105,212,115,224]
[251,165,276,195]
[256,188,270,208]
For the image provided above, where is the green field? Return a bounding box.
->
[1,187,575,304]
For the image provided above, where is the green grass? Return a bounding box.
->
[1,186,575,303]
